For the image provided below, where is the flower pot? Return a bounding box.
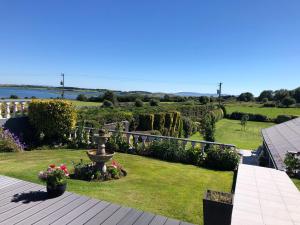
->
[203,190,234,225]
[46,183,67,197]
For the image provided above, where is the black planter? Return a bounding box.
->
[46,183,67,197]
[203,190,233,225]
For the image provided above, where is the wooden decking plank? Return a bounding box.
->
[133,212,156,225]
[0,186,46,222]
[34,195,90,225]
[0,185,41,208]
[101,206,132,225]
[116,209,143,225]
[0,185,44,214]
[0,176,20,186]
[0,184,40,205]
[85,203,121,225]
[164,218,181,225]
[68,201,111,225]
[51,198,99,225]
[148,215,168,225]
[0,192,73,225]
[0,177,18,186]
[0,181,33,196]
[0,180,20,189]
[16,193,80,225]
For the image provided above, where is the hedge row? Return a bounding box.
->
[137,111,182,137]
[228,112,268,122]
[227,111,298,124]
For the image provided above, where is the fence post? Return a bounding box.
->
[5,102,11,119]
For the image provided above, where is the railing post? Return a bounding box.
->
[0,103,2,119]
[5,102,11,119]
[21,102,26,116]
[201,143,206,154]
[126,133,131,144]
[86,129,91,144]
[141,135,147,148]
[191,141,196,148]
[133,135,139,145]
[13,102,18,117]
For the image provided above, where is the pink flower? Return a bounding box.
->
[60,164,67,171]
[111,160,118,169]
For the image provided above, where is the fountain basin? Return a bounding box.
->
[86,150,115,163]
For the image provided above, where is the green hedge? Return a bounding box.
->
[28,100,77,143]
[228,111,268,122]
[165,113,174,130]
[153,113,165,131]
[275,115,298,124]
[138,114,154,131]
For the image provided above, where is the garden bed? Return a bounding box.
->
[0,149,233,225]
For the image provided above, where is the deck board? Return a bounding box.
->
[0,175,195,225]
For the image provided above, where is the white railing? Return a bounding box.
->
[0,100,31,119]
[70,126,236,151]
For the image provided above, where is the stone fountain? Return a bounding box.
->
[86,129,115,173]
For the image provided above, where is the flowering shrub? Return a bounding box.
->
[205,145,240,171]
[0,128,25,152]
[38,164,69,187]
[72,159,127,181]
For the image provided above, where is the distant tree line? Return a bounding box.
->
[76,91,218,106]
[234,87,300,107]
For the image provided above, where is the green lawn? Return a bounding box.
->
[226,103,300,119]
[292,179,300,191]
[0,150,233,225]
[190,119,274,150]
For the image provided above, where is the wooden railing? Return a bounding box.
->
[0,100,31,119]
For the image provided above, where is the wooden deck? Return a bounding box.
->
[0,175,194,225]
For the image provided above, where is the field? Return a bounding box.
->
[190,119,274,150]
[68,100,102,107]
[226,103,300,119]
[0,150,233,225]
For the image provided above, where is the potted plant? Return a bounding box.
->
[203,190,234,225]
[38,164,69,197]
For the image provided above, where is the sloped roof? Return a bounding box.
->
[262,117,300,170]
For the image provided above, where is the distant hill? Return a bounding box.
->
[174,92,218,97]
[0,84,221,98]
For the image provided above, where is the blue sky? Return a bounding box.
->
[0,0,299,95]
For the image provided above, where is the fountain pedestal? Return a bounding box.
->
[86,131,114,173]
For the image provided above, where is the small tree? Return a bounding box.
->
[76,94,88,101]
[135,99,143,107]
[281,97,296,107]
[284,152,300,176]
[199,96,210,105]
[149,99,159,106]
[201,113,216,142]
[102,100,114,108]
[103,91,118,105]
[9,95,19,99]
[237,92,254,102]
[240,114,249,130]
